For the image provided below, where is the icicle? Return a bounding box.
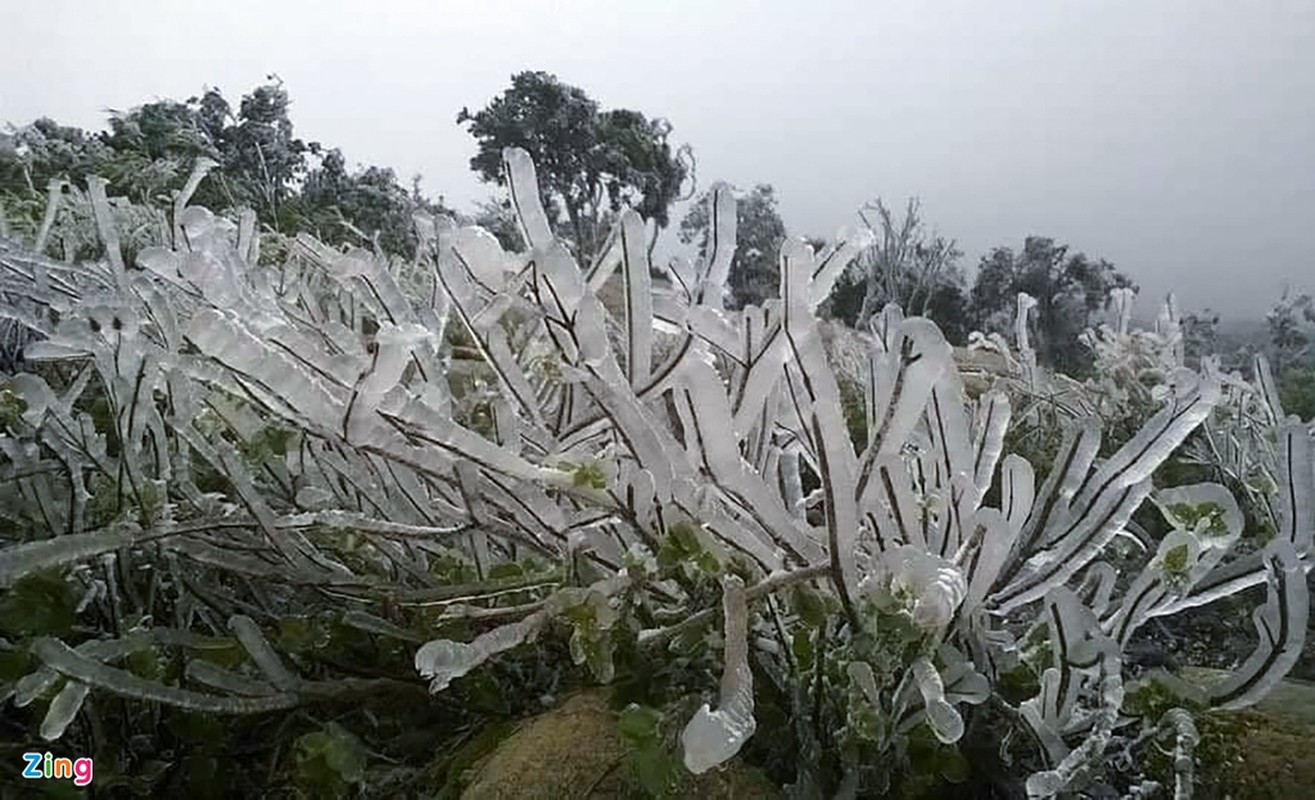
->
[682,575,756,773]
[40,680,90,741]
[416,610,552,693]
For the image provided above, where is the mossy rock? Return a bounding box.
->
[1179,668,1315,798]
[1195,710,1315,798]
[458,689,780,799]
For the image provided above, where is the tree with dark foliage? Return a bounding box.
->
[679,183,785,310]
[458,71,691,261]
[971,236,1134,373]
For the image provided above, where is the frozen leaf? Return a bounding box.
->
[1105,483,1247,643]
[0,526,138,589]
[806,225,871,309]
[33,637,298,713]
[40,679,90,741]
[619,210,654,387]
[415,610,551,693]
[1074,374,1219,508]
[1015,293,1037,356]
[229,615,300,692]
[961,508,1017,615]
[865,545,966,632]
[911,658,963,744]
[503,148,554,251]
[1028,419,1102,550]
[699,183,737,305]
[997,476,1152,612]
[1000,455,1035,534]
[185,660,278,697]
[1209,541,1309,710]
[1254,354,1284,423]
[971,391,1011,497]
[1275,421,1313,555]
[682,575,756,773]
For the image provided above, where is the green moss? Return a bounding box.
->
[1194,710,1315,798]
[571,460,609,490]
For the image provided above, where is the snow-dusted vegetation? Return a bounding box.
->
[2,138,1312,796]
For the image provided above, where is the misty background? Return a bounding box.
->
[3,0,1313,318]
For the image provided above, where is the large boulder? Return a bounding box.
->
[458,690,779,799]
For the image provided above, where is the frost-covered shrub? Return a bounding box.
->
[0,152,1311,797]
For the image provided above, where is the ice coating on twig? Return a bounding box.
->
[682,575,756,774]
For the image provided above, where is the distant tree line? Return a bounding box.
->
[0,76,451,259]
[10,70,1313,391]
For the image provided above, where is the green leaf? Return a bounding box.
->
[793,586,830,628]
[295,721,367,794]
[571,460,608,490]
[618,704,663,740]
[0,572,75,637]
[487,562,525,581]
[791,629,815,670]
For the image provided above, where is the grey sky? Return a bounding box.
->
[4,0,1313,318]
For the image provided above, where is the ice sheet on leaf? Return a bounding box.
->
[1027,419,1102,550]
[86,177,127,289]
[1014,293,1037,356]
[618,209,654,387]
[1072,373,1220,510]
[925,369,977,553]
[960,507,1017,616]
[1021,588,1115,767]
[998,377,1218,612]
[1105,484,1241,644]
[939,646,991,707]
[776,270,862,604]
[416,609,552,693]
[503,147,554,252]
[1076,562,1118,618]
[857,317,952,492]
[1253,354,1285,424]
[806,225,871,309]
[863,545,966,633]
[1000,454,1035,534]
[682,575,756,774]
[417,575,630,693]
[911,657,963,744]
[577,369,678,498]
[33,637,298,713]
[1275,421,1313,555]
[677,359,823,563]
[0,525,139,589]
[344,322,435,442]
[728,308,788,439]
[40,680,90,741]
[450,224,523,293]
[187,308,348,432]
[858,454,926,551]
[997,476,1152,612]
[697,183,737,306]
[229,614,301,691]
[971,390,1011,497]
[1208,541,1309,710]
[370,386,546,484]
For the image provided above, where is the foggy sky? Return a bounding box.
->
[4,0,1313,318]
